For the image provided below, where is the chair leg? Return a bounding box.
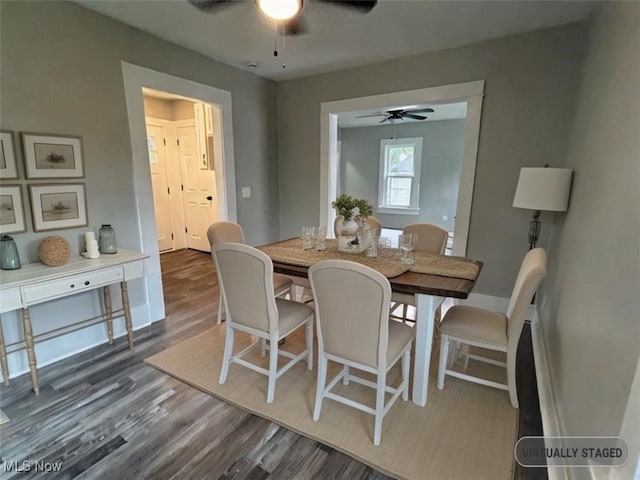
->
[261,338,267,357]
[305,319,313,370]
[313,356,327,421]
[437,335,450,390]
[217,291,225,325]
[374,371,386,446]
[342,365,350,385]
[402,348,410,401]
[402,303,409,323]
[267,335,278,403]
[219,325,234,384]
[507,358,519,408]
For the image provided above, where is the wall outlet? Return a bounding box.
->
[443,215,448,221]
[241,186,251,199]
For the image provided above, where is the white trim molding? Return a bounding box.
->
[320,80,484,254]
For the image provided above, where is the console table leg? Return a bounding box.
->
[121,281,134,349]
[103,286,114,344]
[21,308,39,395]
[0,315,10,386]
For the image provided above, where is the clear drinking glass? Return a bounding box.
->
[398,233,416,264]
[366,235,380,257]
[301,226,313,250]
[315,226,327,251]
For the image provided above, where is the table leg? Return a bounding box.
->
[412,294,443,406]
[103,286,114,344]
[121,281,134,349]
[0,315,9,386]
[21,308,39,395]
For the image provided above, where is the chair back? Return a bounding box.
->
[309,260,391,369]
[207,221,245,246]
[212,243,277,333]
[367,216,382,236]
[506,248,548,359]
[403,223,448,253]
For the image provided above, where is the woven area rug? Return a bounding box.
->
[145,325,517,480]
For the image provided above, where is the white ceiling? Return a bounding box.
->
[74,0,597,81]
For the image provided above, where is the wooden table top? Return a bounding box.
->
[264,239,483,299]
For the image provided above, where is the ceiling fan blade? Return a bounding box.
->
[379,117,389,124]
[356,113,386,118]
[319,0,377,13]
[188,0,235,13]
[404,113,427,120]
[407,108,434,114]
[283,13,309,35]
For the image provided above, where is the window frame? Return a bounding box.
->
[377,137,423,215]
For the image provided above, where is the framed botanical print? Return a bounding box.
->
[0,131,19,179]
[22,133,84,179]
[0,185,26,234]
[29,184,88,232]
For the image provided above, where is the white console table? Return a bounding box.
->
[0,249,148,394]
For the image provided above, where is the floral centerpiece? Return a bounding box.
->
[332,194,373,252]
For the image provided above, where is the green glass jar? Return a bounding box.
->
[98,224,118,254]
[1,235,21,270]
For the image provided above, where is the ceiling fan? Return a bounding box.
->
[356,107,436,124]
[188,0,378,35]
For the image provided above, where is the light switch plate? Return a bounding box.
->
[241,186,251,199]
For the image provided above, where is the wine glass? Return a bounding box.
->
[398,233,416,264]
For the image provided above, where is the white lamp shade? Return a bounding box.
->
[513,167,573,212]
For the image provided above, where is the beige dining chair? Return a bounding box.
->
[213,242,314,404]
[309,260,414,446]
[390,223,449,323]
[367,216,382,235]
[207,221,293,324]
[437,248,547,408]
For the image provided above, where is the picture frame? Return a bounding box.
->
[0,131,19,179]
[0,185,26,234]
[22,133,84,179]
[29,184,87,232]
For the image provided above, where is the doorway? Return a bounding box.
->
[320,81,484,256]
[122,62,237,323]
[143,90,221,253]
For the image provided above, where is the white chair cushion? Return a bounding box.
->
[440,305,507,347]
[387,321,415,364]
[276,298,314,335]
[274,273,293,292]
[391,292,415,306]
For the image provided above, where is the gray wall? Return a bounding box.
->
[339,119,465,231]
[0,0,279,254]
[277,23,587,297]
[0,0,279,369]
[538,2,640,471]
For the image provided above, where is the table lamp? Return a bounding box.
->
[513,165,573,249]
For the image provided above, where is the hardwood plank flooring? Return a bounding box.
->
[0,250,392,480]
[0,248,544,479]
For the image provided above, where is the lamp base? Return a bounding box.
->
[528,210,541,250]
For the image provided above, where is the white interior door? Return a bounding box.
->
[146,122,174,252]
[177,124,218,252]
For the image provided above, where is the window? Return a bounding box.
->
[378,137,423,214]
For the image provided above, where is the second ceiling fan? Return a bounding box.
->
[358,107,435,124]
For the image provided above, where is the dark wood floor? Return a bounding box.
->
[0,248,545,479]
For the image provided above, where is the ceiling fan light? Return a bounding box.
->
[257,0,301,20]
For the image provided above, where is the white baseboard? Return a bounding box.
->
[530,319,568,480]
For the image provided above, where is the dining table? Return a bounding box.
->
[259,238,483,407]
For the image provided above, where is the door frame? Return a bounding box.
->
[320,80,484,256]
[122,61,237,322]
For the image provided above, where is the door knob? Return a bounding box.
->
[206,196,213,201]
